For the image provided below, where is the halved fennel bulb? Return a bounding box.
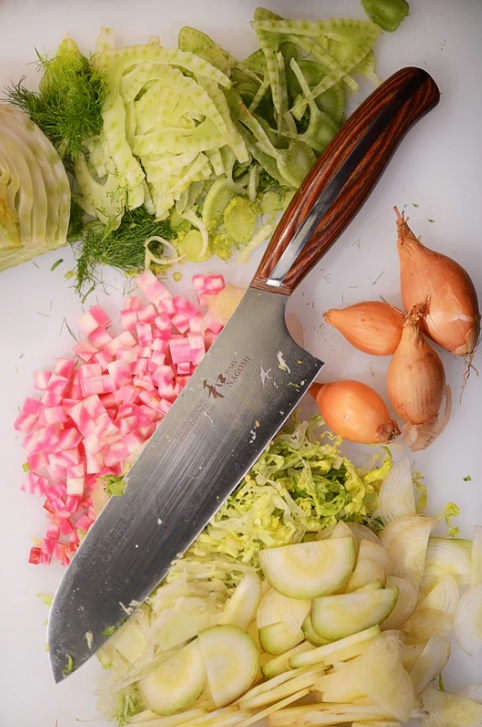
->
[421,687,482,727]
[258,538,355,599]
[355,630,415,723]
[376,457,416,524]
[381,576,417,630]
[259,621,304,655]
[409,636,451,694]
[138,641,206,715]
[454,583,482,657]
[311,587,398,640]
[219,571,262,629]
[199,625,259,707]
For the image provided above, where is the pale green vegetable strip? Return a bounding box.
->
[142,153,199,181]
[248,76,270,115]
[170,154,211,194]
[102,93,145,193]
[180,209,209,257]
[226,90,282,162]
[74,153,126,224]
[197,77,249,163]
[133,118,225,156]
[207,148,224,176]
[354,49,382,85]
[283,34,358,95]
[247,165,259,203]
[252,8,284,118]
[95,26,116,53]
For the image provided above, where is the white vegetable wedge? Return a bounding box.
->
[456,685,482,704]
[235,688,311,727]
[470,526,482,587]
[259,621,304,655]
[127,707,208,725]
[345,557,386,591]
[409,636,450,694]
[419,574,460,618]
[261,641,313,679]
[258,538,355,599]
[311,587,398,640]
[421,687,482,727]
[401,644,425,671]
[347,522,381,545]
[257,589,281,629]
[376,457,416,524]
[138,641,206,715]
[275,593,311,636]
[355,630,415,722]
[329,520,358,554]
[290,626,380,668]
[219,572,262,629]
[454,583,482,657]
[355,579,384,592]
[314,658,365,703]
[404,607,453,641]
[198,625,259,708]
[381,576,417,630]
[425,537,473,585]
[239,671,318,709]
[110,610,148,663]
[240,663,324,703]
[289,704,405,727]
[359,540,394,575]
[379,515,430,551]
[302,614,331,646]
[386,517,433,589]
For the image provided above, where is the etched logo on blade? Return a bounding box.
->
[203,356,252,398]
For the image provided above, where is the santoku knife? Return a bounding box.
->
[48,67,439,681]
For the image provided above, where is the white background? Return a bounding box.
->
[0,0,481,725]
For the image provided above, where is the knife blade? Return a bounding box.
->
[48,67,439,681]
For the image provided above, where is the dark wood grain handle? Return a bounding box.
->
[250,67,440,295]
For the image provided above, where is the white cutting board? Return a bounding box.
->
[0,0,481,724]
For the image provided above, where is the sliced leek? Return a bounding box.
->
[381,576,417,630]
[219,571,262,629]
[290,625,380,668]
[311,588,398,640]
[259,622,305,655]
[421,687,482,727]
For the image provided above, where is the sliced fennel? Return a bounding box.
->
[345,556,386,592]
[302,614,331,647]
[409,636,451,694]
[425,537,473,585]
[259,538,355,599]
[198,625,259,707]
[259,622,305,655]
[261,641,314,680]
[290,625,380,668]
[421,687,482,727]
[381,576,417,630]
[311,587,398,640]
[454,583,482,657]
[376,457,416,524]
[470,526,482,587]
[219,572,262,630]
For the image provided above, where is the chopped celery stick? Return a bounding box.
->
[177,229,210,262]
[361,0,410,32]
[178,26,232,75]
[224,196,257,244]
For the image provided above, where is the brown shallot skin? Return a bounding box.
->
[395,208,480,356]
[324,301,404,356]
[387,302,446,425]
[309,380,400,445]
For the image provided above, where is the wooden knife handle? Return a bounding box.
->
[250,67,440,295]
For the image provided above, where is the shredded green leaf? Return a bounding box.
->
[100,474,127,497]
[463,475,472,482]
[50,258,63,272]
[441,502,461,538]
[36,593,53,607]
[63,654,75,676]
[438,673,445,692]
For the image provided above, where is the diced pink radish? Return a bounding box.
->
[204,314,224,334]
[136,270,172,305]
[41,391,63,407]
[88,327,112,349]
[47,463,67,481]
[21,473,49,496]
[27,451,48,470]
[116,346,139,364]
[67,477,85,496]
[101,375,116,393]
[177,362,191,376]
[94,350,113,371]
[157,297,176,316]
[191,349,205,366]
[33,370,51,390]
[138,390,162,411]
[106,331,136,356]
[169,338,192,364]
[188,332,205,353]
[124,296,143,311]
[53,542,67,561]
[61,398,80,411]
[152,338,169,354]
[41,538,55,555]
[22,430,39,454]
[57,427,82,451]
[138,346,152,358]
[47,373,70,396]
[82,395,106,420]
[131,358,148,375]
[51,448,80,468]
[137,405,158,425]
[69,404,95,438]
[204,330,220,350]
[150,351,166,368]
[137,304,157,323]
[206,275,225,292]
[154,313,172,339]
[174,296,199,320]
[189,314,203,333]
[136,322,152,344]
[75,513,93,531]
[99,393,117,408]
[118,416,138,437]
[107,359,131,386]
[14,411,37,433]
[46,523,60,540]
[176,375,191,389]
[157,383,177,401]
[73,341,98,362]
[29,546,41,564]
[115,385,138,404]
[58,518,75,535]
[78,305,110,336]
[44,406,69,425]
[83,433,103,456]
[66,463,86,478]
[22,397,42,416]
[152,366,174,387]
[120,309,138,331]
[36,424,62,451]
[133,373,154,391]
[81,376,105,396]
[159,399,173,416]
[138,423,156,439]
[69,383,83,399]
[86,456,102,474]
[192,274,225,304]
[79,363,102,379]
[54,358,75,378]
[69,531,80,545]
[123,431,145,455]
[172,313,190,334]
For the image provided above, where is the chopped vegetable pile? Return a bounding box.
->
[5,8,388,289]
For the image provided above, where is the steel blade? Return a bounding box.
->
[48,288,322,681]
